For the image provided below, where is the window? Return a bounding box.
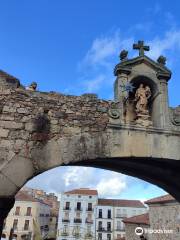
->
[108,209,111,218]
[107,233,111,240]
[73,226,80,236]
[98,221,102,230]
[117,221,121,230]
[88,203,92,211]
[65,202,70,210]
[44,225,49,230]
[89,196,92,199]
[62,225,68,234]
[116,209,121,218]
[13,219,18,230]
[26,207,31,216]
[77,202,81,210]
[24,220,29,230]
[98,233,102,240]
[15,207,20,216]
[98,209,102,218]
[107,222,111,231]
[78,195,81,198]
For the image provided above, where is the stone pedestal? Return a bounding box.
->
[135,114,152,127]
[0,197,15,237]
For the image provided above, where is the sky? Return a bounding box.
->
[1,0,180,201]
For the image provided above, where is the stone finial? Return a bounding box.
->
[26,82,37,91]
[119,50,128,61]
[157,55,166,65]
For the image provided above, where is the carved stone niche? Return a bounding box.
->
[124,76,158,127]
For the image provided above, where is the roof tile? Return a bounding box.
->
[123,213,149,225]
[64,188,98,196]
[98,198,146,208]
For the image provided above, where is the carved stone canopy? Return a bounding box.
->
[114,40,172,128]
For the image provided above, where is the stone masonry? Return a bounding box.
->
[0,41,180,233]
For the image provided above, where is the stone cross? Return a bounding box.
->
[133,40,150,56]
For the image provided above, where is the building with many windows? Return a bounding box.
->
[2,191,51,240]
[57,188,98,240]
[96,199,147,240]
[22,187,60,239]
[57,188,147,240]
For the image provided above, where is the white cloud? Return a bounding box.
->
[82,74,105,92]
[80,31,133,68]
[27,166,127,198]
[147,29,180,60]
[97,176,126,198]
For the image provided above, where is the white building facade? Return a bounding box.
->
[57,189,147,240]
[57,188,98,240]
[96,199,147,240]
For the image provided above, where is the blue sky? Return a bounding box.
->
[1,1,180,200]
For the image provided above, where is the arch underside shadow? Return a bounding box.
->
[65,157,180,202]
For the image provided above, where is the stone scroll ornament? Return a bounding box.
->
[108,102,121,119]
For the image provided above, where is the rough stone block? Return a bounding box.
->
[0,121,23,129]
[3,106,16,113]
[17,108,28,114]
[0,128,9,137]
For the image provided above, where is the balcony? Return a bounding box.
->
[74,218,82,223]
[24,214,32,217]
[13,213,21,216]
[72,233,81,238]
[62,219,70,223]
[61,231,69,236]
[97,228,112,233]
[86,208,93,212]
[63,207,71,211]
[75,208,82,211]
[85,233,93,238]
[85,219,93,224]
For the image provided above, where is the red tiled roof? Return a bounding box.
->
[123,213,149,225]
[145,194,175,204]
[15,191,51,206]
[15,191,36,202]
[98,198,146,208]
[64,188,98,195]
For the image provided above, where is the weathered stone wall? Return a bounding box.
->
[0,85,180,200]
[170,106,180,131]
[0,87,111,196]
[125,223,149,240]
[148,202,180,240]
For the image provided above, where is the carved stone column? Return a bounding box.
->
[114,66,131,122]
[157,73,171,128]
[0,197,15,237]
